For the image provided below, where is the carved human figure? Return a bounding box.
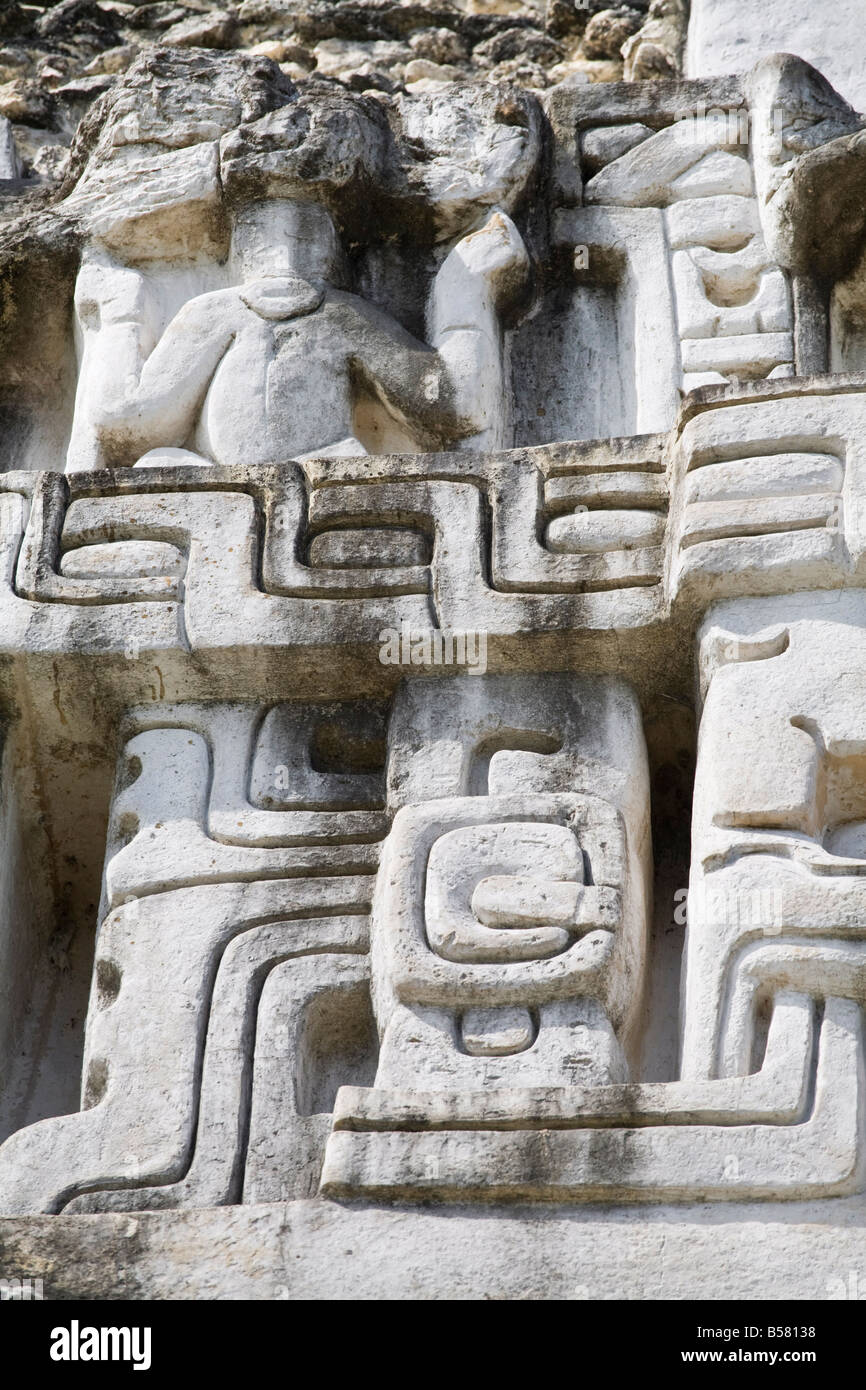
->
[67,198,528,472]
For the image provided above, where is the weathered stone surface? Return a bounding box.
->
[622,0,686,80]
[4,1197,866,1300]
[688,0,866,112]
[582,7,644,61]
[749,54,866,282]
[2,0,866,1304]
[0,0,32,41]
[0,0,690,227]
[163,9,240,48]
[36,0,122,49]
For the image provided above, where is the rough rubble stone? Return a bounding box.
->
[622,0,685,80]
[162,7,240,46]
[127,3,197,30]
[0,0,687,225]
[0,78,58,126]
[473,25,562,67]
[582,6,644,60]
[408,25,467,64]
[0,0,33,40]
[36,0,123,47]
[545,0,644,39]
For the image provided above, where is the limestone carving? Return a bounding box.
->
[68,201,530,470]
[2,6,866,1300]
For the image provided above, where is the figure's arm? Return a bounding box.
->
[68,252,239,470]
[340,300,458,451]
[428,210,529,451]
[345,211,529,451]
[97,292,240,463]
[67,253,154,472]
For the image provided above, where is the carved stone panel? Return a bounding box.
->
[1,11,866,1300]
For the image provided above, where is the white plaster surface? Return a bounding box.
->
[687,0,866,113]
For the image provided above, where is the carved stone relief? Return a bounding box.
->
[1,8,866,1300]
